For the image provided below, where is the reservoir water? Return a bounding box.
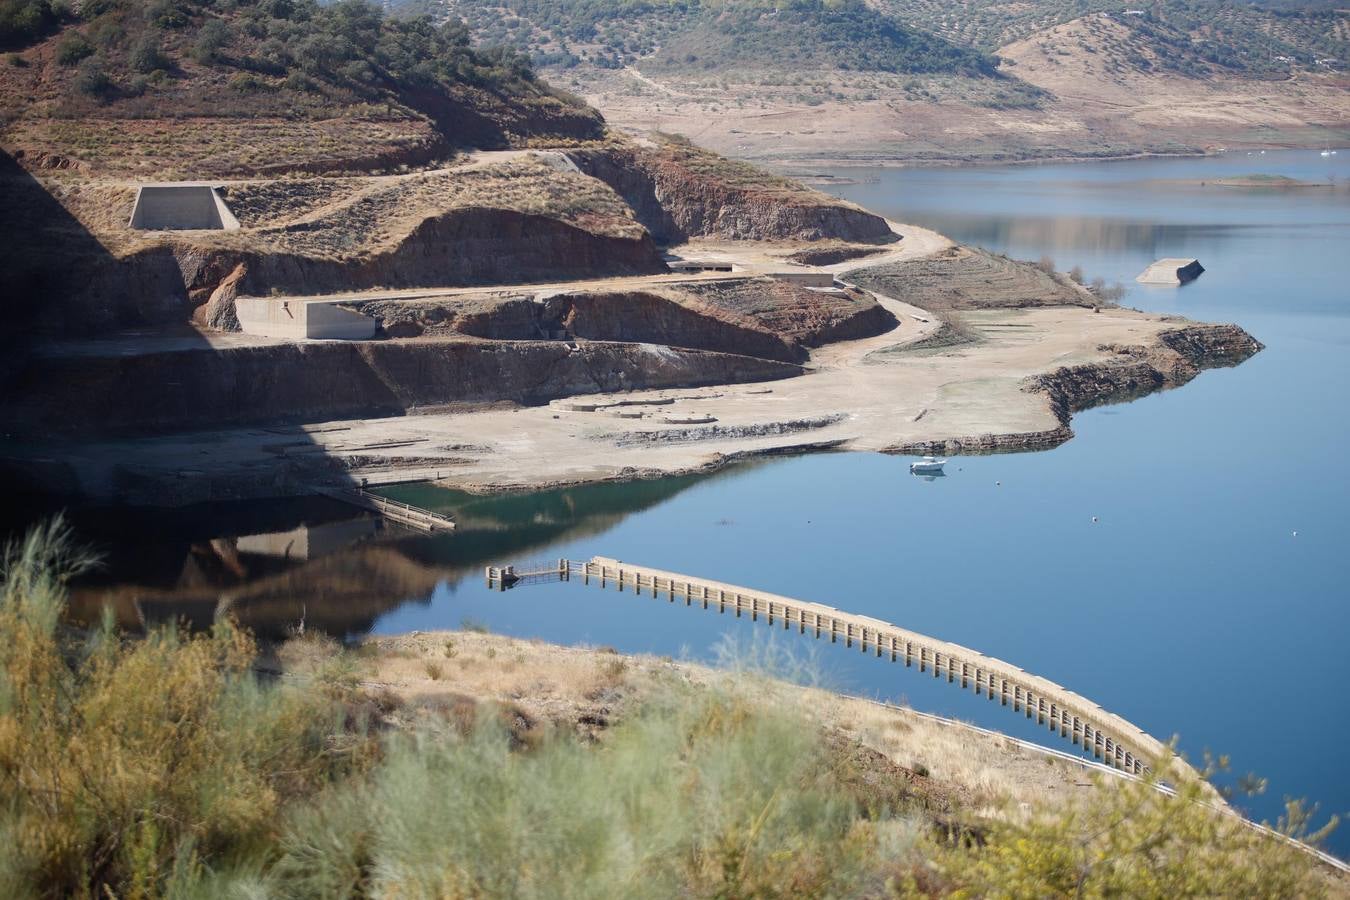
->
[20,151,1350,854]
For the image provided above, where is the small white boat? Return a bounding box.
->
[909,455,947,474]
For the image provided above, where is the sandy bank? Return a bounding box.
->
[330,628,1110,815]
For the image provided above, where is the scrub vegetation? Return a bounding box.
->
[0,0,604,176]
[442,0,1001,77]
[0,520,1341,898]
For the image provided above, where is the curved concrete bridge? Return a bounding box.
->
[495,556,1174,776]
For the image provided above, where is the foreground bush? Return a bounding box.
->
[0,520,1337,898]
[0,520,374,898]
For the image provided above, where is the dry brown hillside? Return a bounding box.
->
[559,12,1349,165]
[0,0,604,178]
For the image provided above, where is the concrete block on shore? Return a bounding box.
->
[1136,258,1204,285]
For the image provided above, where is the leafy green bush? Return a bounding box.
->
[72,55,113,97]
[54,28,92,64]
[128,31,165,73]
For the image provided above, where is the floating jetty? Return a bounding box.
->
[1136,258,1204,285]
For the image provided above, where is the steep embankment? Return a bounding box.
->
[571,139,896,243]
[5,340,802,437]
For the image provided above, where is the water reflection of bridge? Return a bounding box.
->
[489,556,1167,776]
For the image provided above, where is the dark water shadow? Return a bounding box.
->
[27,467,732,641]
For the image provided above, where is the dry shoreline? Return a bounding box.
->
[2,218,1263,505]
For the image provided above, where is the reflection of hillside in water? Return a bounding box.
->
[922,213,1241,258]
[64,469,729,639]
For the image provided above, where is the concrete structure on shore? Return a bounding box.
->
[489,556,1174,776]
[1136,258,1204,285]
[768,270,836,288]
[235,296,377,340]
[129,184,240,231]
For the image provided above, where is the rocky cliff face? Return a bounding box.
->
[5,340,802,438]
[571,145,895,244]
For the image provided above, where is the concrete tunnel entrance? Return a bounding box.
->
[129,184,241,231]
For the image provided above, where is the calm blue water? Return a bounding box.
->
[373,151,1350,851]
[40,150,1347,853]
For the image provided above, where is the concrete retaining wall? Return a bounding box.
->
[236,297,377,340]
[129,184,241,231]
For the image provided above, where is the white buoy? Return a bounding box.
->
[1092,516,1099,523]
[1292,531,1298,537]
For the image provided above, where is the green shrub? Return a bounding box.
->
[0,0,55,49]
[0,519,374,898]
[190,17,229,64]
[54,28,92,65]
[72,56,113,97]
[128,32,165,73]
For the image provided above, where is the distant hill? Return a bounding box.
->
[0,0,603,177]
[435,0,1002,77]
[876,0,1347,77]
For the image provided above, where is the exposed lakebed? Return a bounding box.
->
[15,150,1349,854]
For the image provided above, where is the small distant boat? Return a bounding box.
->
[909,455,946,474]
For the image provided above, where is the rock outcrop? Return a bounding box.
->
[571,144,895,244]
[888,323,1262,456]
[1031,323,1263,427]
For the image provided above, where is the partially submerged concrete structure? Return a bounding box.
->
[767,270,835,288]
[1136,258,1204,285]
[129,184,240,231]
[235,296,377,340]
